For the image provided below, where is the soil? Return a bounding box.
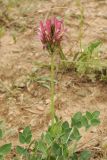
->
[0,0,107,159]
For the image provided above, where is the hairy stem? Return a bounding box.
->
[50,54,55,125]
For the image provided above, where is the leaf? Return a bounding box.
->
[44,133,52,145]
[62,144,68,158]
[0,155,3,160]
[71,112,82,128]
[92,111,100,119]
[37,140,47,155]
[71,127,81,141]
[52,143,62,156]
[73,112,82,121]
[19,133,26,144]
[19,126,32,144]
[76,40,102,75]
[71,153,78,160]
[25,134,32,144]
[48,121,62,138]
[0,143,12,155]
[91,119,100,126]
[86,112,93,120]
[29,155,37,160]
[61,129,71,144]
[42,83,50,89]
[16,146,28,156]
[80,150,91,160]
[35,76,57,89]
[84,40,102,56]
[81,116,90,129]
[62,121,70,132]
[0,129,3,139]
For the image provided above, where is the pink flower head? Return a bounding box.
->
[38,17,65,53]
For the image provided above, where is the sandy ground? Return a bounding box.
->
[0,0,107,159]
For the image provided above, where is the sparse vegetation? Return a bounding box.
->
[0,0,107,159]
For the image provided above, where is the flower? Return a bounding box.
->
[38,17,64,53]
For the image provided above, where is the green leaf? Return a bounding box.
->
[71,127,81,141]
[84,40,102,55]
[23,126,32,143]
[61,129,71,144]
[62,121,69,130]
[61,121,72,144]
[19,133,26,144]
[62,144,68,158]
[16,146,28,156]
[25,134,32,144]
[0,155,3,160]
[44,132,52,145]
[92,111,100,119]
[71,112,82,128]
[29,155,37,160]
[52,143,62,156]
[37,140,47,155]
[0,143,12,155]
[0,129,3,139]
[71,153,78,160]
[42,83,50,89]
[91,119,100,126]
[19,126,32,144]
[86,112,93,120]
[73,112,82,121]
[81,116,90,129]
[48,121,62,138]
[80,150,91,160]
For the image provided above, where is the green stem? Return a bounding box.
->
[50,54,55,125]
